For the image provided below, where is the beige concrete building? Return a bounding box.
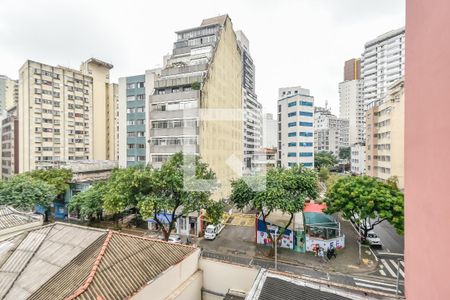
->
[0,75,18,114]
[149,15,242,199]
[365,79,404,188]
[18,58,118,173]
[1,107,18,179]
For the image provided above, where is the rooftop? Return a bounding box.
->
[0,206,42,231]
[0,223,196,300]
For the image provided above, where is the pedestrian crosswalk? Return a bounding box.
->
[378,258,405,279]
[353,277,402,294]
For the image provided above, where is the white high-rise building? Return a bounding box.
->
[277,86,314,168]
[361,27,405,108]
[262,113,277,149]
[314,107,349,156]
[350,143,365,175]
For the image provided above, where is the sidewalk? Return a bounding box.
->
[255,217,378,274]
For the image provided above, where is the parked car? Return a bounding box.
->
[365,231,382,248]
[204,224,223,240]
[158,234,182,244]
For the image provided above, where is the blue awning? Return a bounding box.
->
[147,213,174,224]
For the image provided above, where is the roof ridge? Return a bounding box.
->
[53,221,108,232]
[112,230,197,249]
[65,230,113,300]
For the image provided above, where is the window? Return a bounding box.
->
[288,132,296,137]
[137,82,145,88]
[288,112,296,117]
[299,132,313,137]
[288,122,296,127]
[288,142,296,147]
[136,94,145,100]
[288,162,297,167]
[302,162,314,167]
[299,152,313,157]
[299,122,313,127]
[299,101,313,107]
[127,96,135,101]
[127,83,136,89]
[288,101,297,107]
[299,142,313,147]
[287,152,297,157]
[299,111,313,117]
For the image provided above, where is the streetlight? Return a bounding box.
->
[274,231,278,271]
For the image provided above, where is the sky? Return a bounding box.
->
[0,0,405,115]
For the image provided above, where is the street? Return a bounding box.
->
[373,221,404,254]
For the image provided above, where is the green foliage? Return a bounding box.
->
[230,166,318,250]
[204,200,225,225]
[69,182,107,221]
[191,81,201,90]
[0,175,57,210]
[338,147,351,160]
[103,165,155,214]
[27,168,73,195]
[324,175,404,238]
[137,152,217,240]
[314,151,337,169]
[318,167,330,182]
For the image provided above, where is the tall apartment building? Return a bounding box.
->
[314,107,349,156]
[277,86,314,168]
[236,30,262,171]
[361,27,405,108]
[0,75,18,115]
[18,58,118,173]
[262,113,277,149]
[118,69,160,167]
[365,79,404,189]
[350,143,365,174]
[1,107,18,179]
[339,58,365,145]
[148,15,243,198]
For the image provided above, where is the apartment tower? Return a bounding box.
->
[277,86,314,168]
[314,106,349,156]
[148,15,243,198]
[361,27,405,108]
[18,58,118,173]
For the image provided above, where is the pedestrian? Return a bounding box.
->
[318,247,326,262]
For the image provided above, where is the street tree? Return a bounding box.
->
[339,147,351,161]
[230,166,318,255]
[0,175,57,211]
[103,165,154,226]
[324,175,404,239]
[314,151,337,170]
[318,167,330,182]
[68,182,107,223]
[137,152,217,241]
[26,168,73,196]
[204,200,225,225]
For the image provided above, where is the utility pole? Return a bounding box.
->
[395,258,401,295]
[274,232,278,271]
[358,221,362,263]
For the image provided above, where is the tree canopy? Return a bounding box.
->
[68,182,107,222]
[137,152,218,240]
[314,151,337,169]
[324,175,404,238]
[230,166,318,254]
[26,168,73,195]
[338,147,351,161]
[0,175,57,211]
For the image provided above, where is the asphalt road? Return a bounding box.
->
[373,221,404,254]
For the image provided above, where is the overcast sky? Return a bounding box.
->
[0,0,405,115]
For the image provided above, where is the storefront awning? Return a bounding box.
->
[147,213,174,224]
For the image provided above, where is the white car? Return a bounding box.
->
[159,234,182,244]
[204,224,222,240]
[365,231,382,247]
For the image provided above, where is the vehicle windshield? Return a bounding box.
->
[206,227,214,233]
[368,234,378,238]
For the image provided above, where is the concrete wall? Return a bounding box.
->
[133,248,201,300]
[199,258,259,299]
[200,16,243,199]
[405,1,450,298]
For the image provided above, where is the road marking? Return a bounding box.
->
[381,259,396,277]
[390,259,405,278]
[354,282,400,293]
[400,261,405,268]
[354,277,397,287]
[379,269,386,276]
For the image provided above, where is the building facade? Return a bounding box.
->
[361,27,405,108]
[148,15,243,198]
[314,107,349,156]
[0,75,18,115]
[365,79,404,188]
[236,31,262,171]
[277,86,314,168]
[118,69,160,167]
[18,58,118,173]
[262,113,277,149]
[339,59,365,145]
[1,107,18,179]
[350,143,365,174]
[252,147,277,174]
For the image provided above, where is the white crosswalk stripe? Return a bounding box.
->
[353,277,401,294]
[390,259,405,278]
[381,259,397,277]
